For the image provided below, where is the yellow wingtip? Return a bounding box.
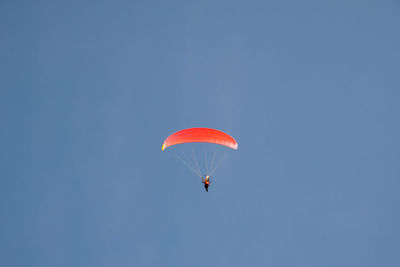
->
[161,143,165,151]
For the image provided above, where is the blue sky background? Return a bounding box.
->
[1,1,400,266]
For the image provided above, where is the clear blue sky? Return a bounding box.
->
[1,1,400,266]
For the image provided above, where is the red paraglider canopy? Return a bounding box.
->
[162,128,238,151]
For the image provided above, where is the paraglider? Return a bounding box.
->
[162,127,238,151]
[162,128,237,192]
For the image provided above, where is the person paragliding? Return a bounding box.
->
[202,175,211,192]
[161,128,238,192]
